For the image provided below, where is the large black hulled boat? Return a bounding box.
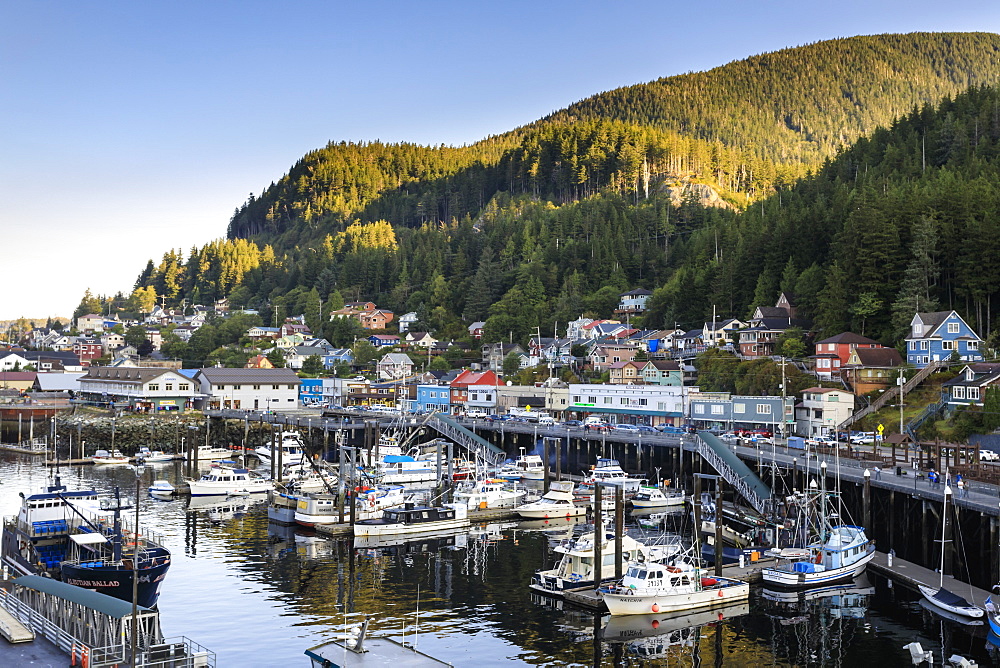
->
[1,475,171,608]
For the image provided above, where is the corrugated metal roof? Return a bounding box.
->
[13,575,150,618]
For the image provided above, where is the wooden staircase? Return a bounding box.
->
[838,361,943,431]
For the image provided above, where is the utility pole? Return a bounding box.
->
[899,367,905,435]
[779,356,787,445]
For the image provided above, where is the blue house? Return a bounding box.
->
[615,289,652,315]
[415,384,451,413]
[298,378,324,406]
[368,334,400,348]
[906,311,984,368]
[322,348,354,370]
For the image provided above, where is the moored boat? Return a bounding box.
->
[294,485,407,527]
[582,457,645,492]
[0,475,171,609]
[92,449,130,465]
[138,447,176,462]
[919,481,983,619]
[630,484,685,508]
[516,481,586,519]
[454,479,526,510]
[187,461,273,496]
[353,502,470,537]
[602,556,750,616]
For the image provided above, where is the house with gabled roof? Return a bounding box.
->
[449,369,500,408]
[78,366,196,411]
[467,321,486,339]
[377,352,415,380]
[405,332,438,349]
[905,310,984,368]
[398,312,419,333]
[609,360,643,384]
[812,332,883,379]
[702,318,745,347]
[589,344,639,373]
[322,348,354,370]
[368,334,400,348]
[640,360,682,385]
[843,347,903,394]
[943,362,1000,408]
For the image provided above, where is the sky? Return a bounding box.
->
[3,0,1000,321]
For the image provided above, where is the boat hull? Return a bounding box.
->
[516,504,587,519]
[188,480,272,496]
[631,496,684,509]
[604,579,750,616]
[762,550,874,588]
[353,518,470,537]
[61,559,171,609]
[918,585,984,619]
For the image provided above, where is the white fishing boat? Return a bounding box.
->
[92,449,130,465]
[268,489,301,524]
[530,528,675,594]
[187,461,273,496]
[138,447,176,462]
[501,448,545,481]
[353,503,470,537]
[454,478,526,510]
[516,481,586,519]
[919,482,984,619]
[294,485,407,527]
[631,485,685,509]
[762,473,875,588]
[603,554,750,615]
[255,430,306,464]
[582,458,645,492]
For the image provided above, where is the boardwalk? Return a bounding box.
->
[868,550,992,607]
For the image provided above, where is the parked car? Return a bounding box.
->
[719,433,739,442]
[466,409,488,418]
[636,425,657,433]
[980,449,1000,462]
[850,433,876,445]
[561,419,582,427]
[614,424,640,433]
[656,425,685,434]
[806,436,837,447]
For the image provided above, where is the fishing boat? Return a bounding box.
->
[761,475,875,588]
[516,481,586,519]
[530,527,676,595]
[187,461,273,496]
[454,478,526,510]
[500,448,545,481]
[919,482,983,619]
[353,502,470,537]
[603,553,750,615]
[267,489,301,524]
[985,587,1000,635]
[582,458,646,492]
[0,474,171,608]
[631,485,685,509]
[294,485,407,527]
[255,430,306,465]
[92,449,130,464]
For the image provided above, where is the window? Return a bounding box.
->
[620,398,628,405]
[179,383,189,391]
[953,386,966,399]
[920,341,929,350]
[218,384,225,390]
[148,384,159,391]
[757,404,772,414]
[165,384,173,391]
[573,395,581,403]
[942,341,955,350]
[828,394,839,402]
[253,384,261,390]
[603,397,612,404]
[233,384,241,390]
[588,396,596,404]
[657,402,666,411]
[272,385,279,390]
[909,341,916,350]
[637,398,647,406]
[968,341,979,350]
[695,404,705,415]
[948,322,960,333]
[734,403,745,414]
[711,405,724,415]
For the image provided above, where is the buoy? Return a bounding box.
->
[651,604,659,613]
[651,620,659,629]
[718,590,724,597]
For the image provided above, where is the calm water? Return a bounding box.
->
[2,453,999,667]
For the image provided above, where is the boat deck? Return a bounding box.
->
[867,550,991,607]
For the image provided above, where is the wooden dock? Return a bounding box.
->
[314,508,520,537]
[0,601,34,643]
[0,444,47,456]
[868,550,991,606]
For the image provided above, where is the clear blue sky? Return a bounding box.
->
[2,0,999,320]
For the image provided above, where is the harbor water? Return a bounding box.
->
[2,453,999,667]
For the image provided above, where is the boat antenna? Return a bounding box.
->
[414,583,420,648]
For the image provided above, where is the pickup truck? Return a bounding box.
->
[806,436,837,447]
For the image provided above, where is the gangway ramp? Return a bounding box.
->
[696,432,772,515]
[428,414,505,463]
[0,600,34,643]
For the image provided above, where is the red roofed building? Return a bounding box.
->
[450,369,501,408]
[812,332,883,379]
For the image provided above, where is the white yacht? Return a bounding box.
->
[255,430,306,464]
[187,462,273,496]
[582,458,645,492]
[603,556,749,615]
[516,481,586,519]
[187,446,233,461]
[92,449,130,465]
[375,455,437,484]
[631,485,685,508]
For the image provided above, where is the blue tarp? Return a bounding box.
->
[383,455,416,463]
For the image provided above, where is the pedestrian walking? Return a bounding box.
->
[874,465,881,480]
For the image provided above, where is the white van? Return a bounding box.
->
[537,415,556,425]
[584,416,606,426]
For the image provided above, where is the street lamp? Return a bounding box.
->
[130,456,146,667]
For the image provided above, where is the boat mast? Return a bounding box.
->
[939,476,951,589]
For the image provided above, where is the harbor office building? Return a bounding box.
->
[568,384,683,426]
[193,368,301,411]
[688,394,795,436]
[76,367,196,411]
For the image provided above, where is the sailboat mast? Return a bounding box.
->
[940,479,951,589]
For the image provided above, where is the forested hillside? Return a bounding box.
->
[100,33,1000,364]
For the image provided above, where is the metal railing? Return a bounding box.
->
[427,414,505,464]
[695,435,769,515]
[838,361,943,430]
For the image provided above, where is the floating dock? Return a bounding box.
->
[868,550,992,606]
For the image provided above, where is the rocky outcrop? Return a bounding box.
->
[661,181,734,210]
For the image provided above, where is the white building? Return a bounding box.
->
[466,384,499,414]
[76,367,196,411]
[194,368,301,412]
[795,387,855,437]
[568,383,684,425]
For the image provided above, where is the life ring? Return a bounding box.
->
[368,497,376,509]
[814,552,823,564]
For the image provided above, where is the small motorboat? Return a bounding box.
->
[603,555,750,616]
[148,480,176,496]
[138,447,176,462]
[92,449,130,465]
[516,481,586,519]
[630,484,685,508]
